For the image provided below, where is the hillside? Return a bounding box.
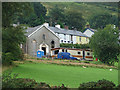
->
[42,2,118,21]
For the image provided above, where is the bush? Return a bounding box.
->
[34,82,50,88]
[2,52,13,65]
[51,84,68,90]
[2,71,68,89]
[79,79,116,88]
[96,79,115,88]
[2,71,37,88]
[79,81,97,88]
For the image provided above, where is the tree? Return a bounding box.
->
[48,5,65,26]
[64,11,86,31]
[2,26,26,64]
[89,13,118,29]
[2,2,32,27]
[89,24,119,65]
[16,2,47,27]
[33,2,47,18]
[2,2,32,65]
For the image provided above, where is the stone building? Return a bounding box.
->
[24,24,60,56]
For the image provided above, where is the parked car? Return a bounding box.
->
[57,52,78,60]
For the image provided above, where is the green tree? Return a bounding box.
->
[2,2,32,65]
[89,24,119,65]
[2,2,32,27]
[17,2,47,27]
[89,13,118,29]
[48,6,65,26]
[64,11,86,31]
[2,26,26,63]
[33,2,47,18]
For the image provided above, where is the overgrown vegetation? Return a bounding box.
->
[90,24,120,65]
[79,79,116,88]
[2,3,31,65]
[2,71,68,89]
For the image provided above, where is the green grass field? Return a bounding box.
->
[10,63,118,88]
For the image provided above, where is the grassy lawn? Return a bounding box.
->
[9,62,118,88]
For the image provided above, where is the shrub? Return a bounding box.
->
[2,71,37,88]
[51,84,68,90]
[34,82,50,88]
[96,79,115,88]
[2,52,13,65]
[79,81,97,88]
[2,71,68,89]
[79,79,116,88]
[117,84,120,88]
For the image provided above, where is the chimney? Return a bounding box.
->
[17,22,20,25]
[86,24,90,28]
[55,24,60,28]
[64,25,68,29]
[43,23,49,27]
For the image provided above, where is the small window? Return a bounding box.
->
[64,41,66,43]
[79,37,81,42]
[64,34,66,40]
[78,52,81,54]
[86,37,88,41]
[65,49,67,52]
[43,34,45,40]
[62,49,64,52]
[68,41,70,43]
[55,50,59,54]
[61,40,63,43]
[87,52,90,56]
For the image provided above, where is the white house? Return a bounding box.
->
[44,23,89,44]
[83,25,97,37]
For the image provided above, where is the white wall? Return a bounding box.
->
[55,33,77,44]
[83,29,94,37]
[73,36,76,44]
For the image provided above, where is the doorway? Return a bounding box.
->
[42,47,46,55]
[83,51,85,59]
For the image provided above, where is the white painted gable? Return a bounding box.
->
[83,29,94,37]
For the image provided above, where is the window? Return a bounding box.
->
[71,35,73,41]
[68,41,70,43]
[87,52,90,56]
[78,52,81,54]
[62,49,64,52]
[61,40,63,43]
[64,41,66,43]
[43,34,45,40]
[86,37,88,41]
[64,34,66,40]
[51,40,55,48]
[55,50,59,54]
[79,37,81,42]
[65,49,67,52]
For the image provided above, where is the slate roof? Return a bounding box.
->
[83,28,97,33]
[25,25,42,36]
[25,25,88,37]
[48,26,88,37]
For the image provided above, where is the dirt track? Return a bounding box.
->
[25,59,117,69]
